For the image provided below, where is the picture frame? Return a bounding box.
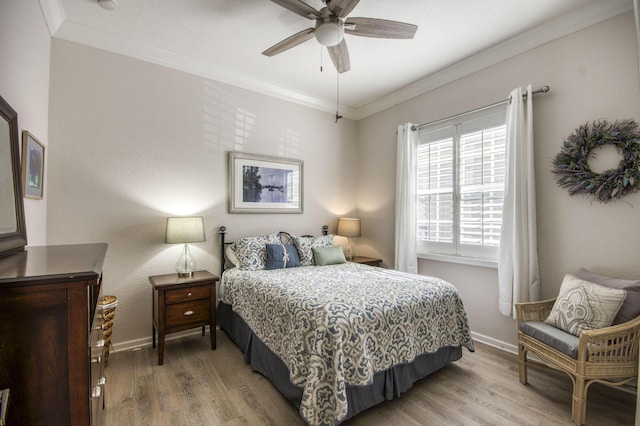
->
[21,131,45,199]
[228,151,303,214]
[635,0,640,81]
[0,95,27,256]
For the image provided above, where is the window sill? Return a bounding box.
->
[418,252,498,269]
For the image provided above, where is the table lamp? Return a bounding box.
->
[165,216,206,277]
[336,217,361,260]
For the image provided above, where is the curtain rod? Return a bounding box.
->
[411,85,550,132]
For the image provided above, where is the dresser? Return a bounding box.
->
[0,243,108,426]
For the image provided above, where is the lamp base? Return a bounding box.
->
[175,244,197,278]
[345,238,355,260]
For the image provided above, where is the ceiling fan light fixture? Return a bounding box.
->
[98,0,118,11]
[315,22,344,47]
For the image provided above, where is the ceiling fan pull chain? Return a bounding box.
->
[335,65,342,123]
[320,47,324,72]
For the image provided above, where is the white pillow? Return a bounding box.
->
[225,244,239,267]
[545,274,627,336]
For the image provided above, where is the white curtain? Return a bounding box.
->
[498,85,540,318]
[395,123,418,274]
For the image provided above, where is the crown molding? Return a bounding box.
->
[351,0,633,120]
[38,0,65,35]
[50,18,358,119]
[39,0,631,121]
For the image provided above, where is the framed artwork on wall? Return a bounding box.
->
[21,131,45,199]
[0,95,27,256]
[228,151,303,214]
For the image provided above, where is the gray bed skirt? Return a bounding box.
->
[217,301,463,424]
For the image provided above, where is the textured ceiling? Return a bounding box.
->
[40,0,632,119]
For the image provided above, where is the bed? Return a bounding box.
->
[216,226,474,425]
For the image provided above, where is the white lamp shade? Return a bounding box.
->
[165,217,206,244]
[315,22,345,47]
[336,218,361,238]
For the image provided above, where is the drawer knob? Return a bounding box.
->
[187,292,192,297]
[92,385,102,399]
[183,310,194,316]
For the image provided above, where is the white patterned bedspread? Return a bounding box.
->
[220,262,474,425]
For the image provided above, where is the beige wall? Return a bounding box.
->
[48,39,358,347]
[5,4,640,351]
[356,12,640,349]
[0,0,50,245]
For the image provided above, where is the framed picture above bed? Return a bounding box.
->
[228,151,303,214]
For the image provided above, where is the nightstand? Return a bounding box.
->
[349,256,382,267]
[149,270,219,365]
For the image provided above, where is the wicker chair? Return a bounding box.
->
[516,298,640,425]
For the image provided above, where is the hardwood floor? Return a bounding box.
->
[104,329,635,425]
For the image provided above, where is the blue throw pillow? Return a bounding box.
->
[265,244,301,270]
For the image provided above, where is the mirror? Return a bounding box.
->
[0,95,27,256]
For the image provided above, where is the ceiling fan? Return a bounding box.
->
[263,0,418,73]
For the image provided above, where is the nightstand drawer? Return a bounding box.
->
[165,299,210,327]
[165,285,210,304]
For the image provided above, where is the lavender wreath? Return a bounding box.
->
[552,119,640,203]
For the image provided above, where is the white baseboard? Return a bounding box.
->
[110,326,213,353]
[111,327,517,357]
[471,331,518,355]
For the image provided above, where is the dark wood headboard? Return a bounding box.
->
[218,225,329,276]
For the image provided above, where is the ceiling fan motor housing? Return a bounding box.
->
[315,15,345,46]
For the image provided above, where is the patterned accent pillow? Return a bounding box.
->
[545,274,627,336]
[265,244,300,270]
[230,232,281,270]
[292,235,334,266]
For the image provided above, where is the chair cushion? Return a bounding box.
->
[575,268,640,325]
[520,321,580,359]
[544,274,626,336]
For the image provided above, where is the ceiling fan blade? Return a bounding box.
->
[270,0,321,19]
[344,17,418,39]
[326,0,360,18]
[262,28,315,56]
[327,39,351,73]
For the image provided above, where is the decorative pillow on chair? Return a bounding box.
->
[575,268,640,324]
[545,274,627,336]
[312,246,346,266]
[265,244,300,269]
[230,232,281,270]
[292,235,334,266]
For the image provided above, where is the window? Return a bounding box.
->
[416,105,506,261]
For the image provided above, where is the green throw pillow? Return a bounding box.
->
[312,246,346,266]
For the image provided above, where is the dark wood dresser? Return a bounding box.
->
[0,243,108,426]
